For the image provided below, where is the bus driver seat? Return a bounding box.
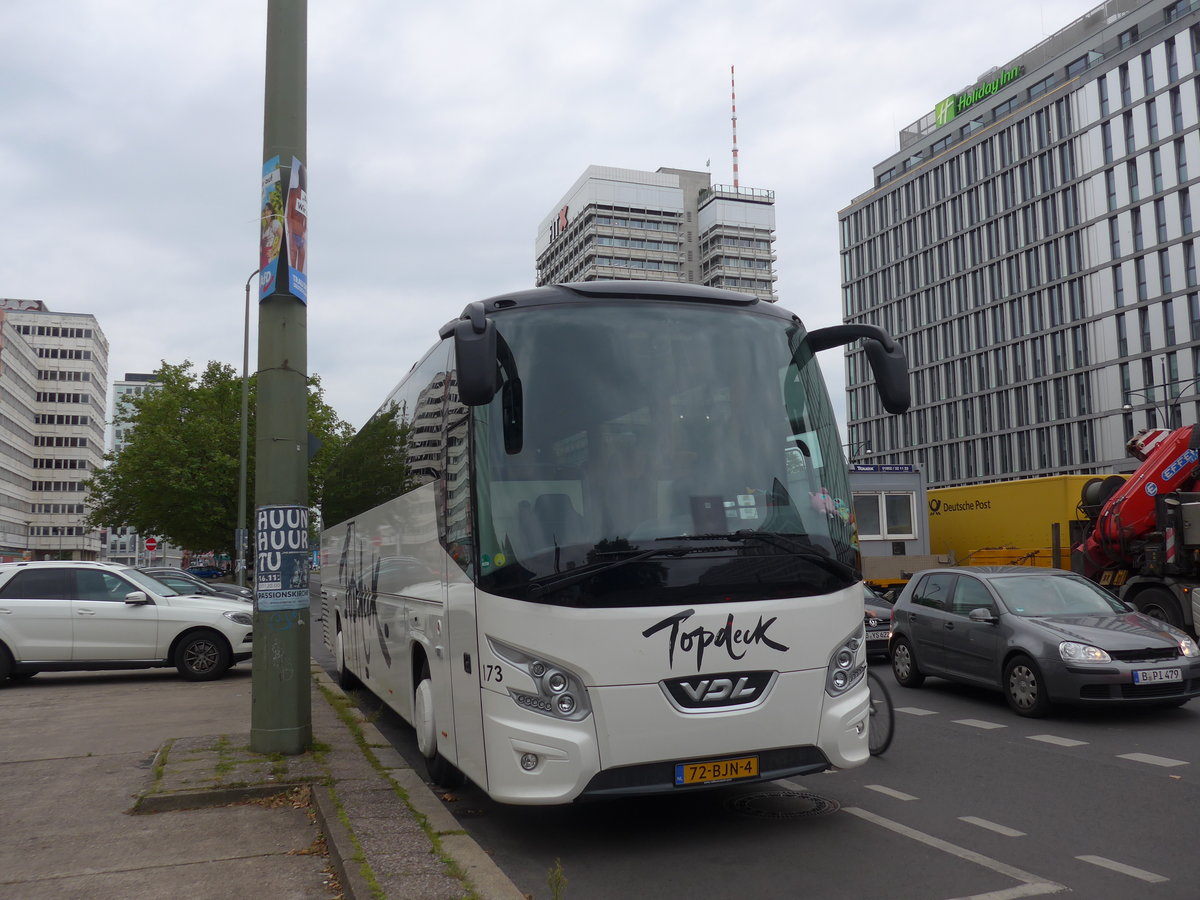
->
[533,493,586,549]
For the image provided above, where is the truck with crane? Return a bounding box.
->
[1075,424,1200,634]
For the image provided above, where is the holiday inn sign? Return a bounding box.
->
[934,65,1024,127]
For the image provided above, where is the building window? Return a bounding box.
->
[1183,187,1194,232]
[1128,159,1140,202]
[1099,74,1110,116]
[1160,248,1172,293]
[1120,27,1138,51]
[1177,137,1189,183]
[1164,297,1177,344]
[852,492,917,541]
[1121,64,1132,106]
[1156,197,1168,243]
[1143,51,1155,94]
[1133,206,1145,250]
[1148,100,1159,142]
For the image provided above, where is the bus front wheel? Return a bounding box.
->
[414,664,465,788]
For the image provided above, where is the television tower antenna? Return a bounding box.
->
[730,65,739,189]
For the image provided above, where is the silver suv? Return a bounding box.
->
[0,561,253,684]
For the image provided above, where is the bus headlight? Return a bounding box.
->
[488,637,592,722]
[825,625,866,698]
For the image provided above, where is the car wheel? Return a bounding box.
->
[891,637,925,688]
[0,643,12,684]
[1004,655,1052,717]
[174,630,233,681]
[414,662,465,788]
[335,627,359,690]
[1133,589,1183,629]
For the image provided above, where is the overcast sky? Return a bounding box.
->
[1,0,1094,437]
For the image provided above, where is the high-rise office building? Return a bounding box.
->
[0,298,108,560]
[840,0,1200,489]
[104,373,182,567]
[536,165,777,301]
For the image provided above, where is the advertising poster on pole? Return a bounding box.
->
[284,156,308,303]
[259,155,284,301]
[255,505,309,611]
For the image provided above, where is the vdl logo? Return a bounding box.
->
[661,670,776,712]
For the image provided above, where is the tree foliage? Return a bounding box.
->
[84,361,353,558]
[320,402,413,528]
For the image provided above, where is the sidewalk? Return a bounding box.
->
[0,662,526,900]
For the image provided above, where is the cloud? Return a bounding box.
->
[2,0,1092,435]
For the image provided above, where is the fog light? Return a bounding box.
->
[520,753,538,771]
[832,670,848,690]
[556,693,576,715]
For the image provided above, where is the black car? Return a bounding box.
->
[140,567,252,602]
[863,584,893,659]
[889,566,1200,716]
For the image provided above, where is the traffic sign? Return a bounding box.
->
[145,537,158,552]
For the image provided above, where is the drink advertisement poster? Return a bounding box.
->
[259,155,284,301]
[255,505,309,611]
[284,156,308,303]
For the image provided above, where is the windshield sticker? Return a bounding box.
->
[642,608,790,671]
[810,487,837,516]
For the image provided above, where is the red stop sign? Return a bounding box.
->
[145,538,158,552]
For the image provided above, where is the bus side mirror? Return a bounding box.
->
[862,337,911,415]
[454,304,498,406]
[806,323,911,415]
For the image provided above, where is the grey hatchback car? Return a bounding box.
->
[889,566,1200,716]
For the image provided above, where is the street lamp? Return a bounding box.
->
[238,268,259,588]
[843,441,873,461]
[1122,378,1200,429]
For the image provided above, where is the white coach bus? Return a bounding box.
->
[321,281,908,805]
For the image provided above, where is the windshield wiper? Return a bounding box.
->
[655,530,861,580]
[526,547,691,598]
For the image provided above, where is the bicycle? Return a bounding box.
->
[867,669,895,756]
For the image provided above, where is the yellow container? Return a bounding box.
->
[927,476,1107,568]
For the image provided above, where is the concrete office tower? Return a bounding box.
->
[840,0,1200,489]
[105,373,182,567]
[0,298,108,560]
[536,165,777,302]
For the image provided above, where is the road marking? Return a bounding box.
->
[960,816,1026,837]
[775,778,808,792]
[955,718,1007,730]
[1076,855,1168,883]
[1117,752,1188,768]
[845,807,1065,897]
[864,784,918,801]
[1027,734,1087,748]
[897,706,938,716]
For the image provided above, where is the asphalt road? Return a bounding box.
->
[309,592,1200,899]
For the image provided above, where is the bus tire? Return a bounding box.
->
[1133,589,1183,629]
[335,627,359,690]
[415,663,465,789]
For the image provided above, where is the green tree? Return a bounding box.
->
[320,402,413,528]
[85,360,353,559]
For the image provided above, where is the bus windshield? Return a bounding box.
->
[472,300,858,607]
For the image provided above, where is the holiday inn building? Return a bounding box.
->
[840,0,1200,489]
